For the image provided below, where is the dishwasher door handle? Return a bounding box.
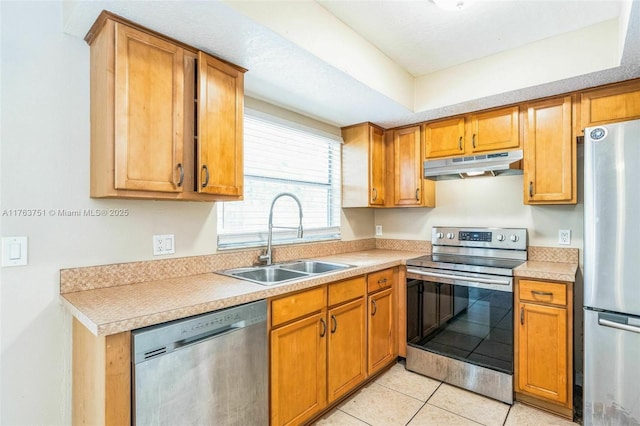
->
[175,323,244,350]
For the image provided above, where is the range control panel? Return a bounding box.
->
[432,227,527,250]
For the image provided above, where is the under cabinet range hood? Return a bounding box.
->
[424,150,523,180]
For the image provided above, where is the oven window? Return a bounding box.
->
[407,280,513,374]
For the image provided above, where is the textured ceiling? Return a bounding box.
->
[318,0,623,76]
[63,0,640,129]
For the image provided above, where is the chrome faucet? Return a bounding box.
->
[258,192,304,266]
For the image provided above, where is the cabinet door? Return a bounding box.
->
[523,96,575,204]
[581,80,640,129]
[114,23,185,193]
[271,311,327,426]
[470,106,520,153]
[517,302,568,405]
[368,287,395,375]
[369,126,386,206]
[393,126,423,206]
[327,298,366,403]
[423,117,465,159]
[197,52,244,198]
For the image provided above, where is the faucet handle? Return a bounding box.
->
[258,253,271,265]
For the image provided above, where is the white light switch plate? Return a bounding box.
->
[2,236,28,266]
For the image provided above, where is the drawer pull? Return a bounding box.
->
[320,318,326,337]
[331,315,337,333]
[531,290,554,297]
[377,278,388,285]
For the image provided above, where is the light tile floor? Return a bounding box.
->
[314,363,578,426]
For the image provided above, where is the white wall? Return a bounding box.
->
[374,171,584,254]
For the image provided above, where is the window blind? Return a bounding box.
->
[217,114,341,249]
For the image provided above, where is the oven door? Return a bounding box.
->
[406,268,514,374]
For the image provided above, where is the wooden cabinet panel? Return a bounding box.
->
[341,123,386,207]
[470,106,520,153]
[87,12,245,201]
[517,302,568,404]
[113,23,185,193]
[423,117,465,158]
[515,278,573,418]
[581,80,640,129]
[524,96,576,204]
[368,287,395,375]
[519,279,567,306]
[393,126,423,206]
[367,268,393,293]
[327,298,367,403]
[271,286,326,327]
[328,276,365,307]
[197,52,244,197]
[271,311,327,426]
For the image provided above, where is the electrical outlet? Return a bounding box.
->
[375,225,383,236]
[153,234,175,255]
[558,229,571,245]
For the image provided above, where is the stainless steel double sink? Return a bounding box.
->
[217,260,353,286]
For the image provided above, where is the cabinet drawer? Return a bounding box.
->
[328,276,365,307]
[519,280,566,306]
[367,268,394,293]
[271,286,326,327]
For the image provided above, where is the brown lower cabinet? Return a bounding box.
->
[270,269,397,426]
[515,278,573,419]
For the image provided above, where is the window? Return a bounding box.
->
[217,113,341,249]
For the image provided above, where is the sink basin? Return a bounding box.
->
[218,260,353,286]
[277,260,351,274]
[229,267,308,284]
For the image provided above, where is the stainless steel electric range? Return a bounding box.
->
[405,226,527,404]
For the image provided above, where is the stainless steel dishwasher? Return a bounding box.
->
[131,300,268,425]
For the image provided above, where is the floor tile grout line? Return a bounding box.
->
[336,408,373,425]
[373,381,435,404]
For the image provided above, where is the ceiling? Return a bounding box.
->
[64,0,640,129]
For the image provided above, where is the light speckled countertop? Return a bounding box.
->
[61,249,578,336]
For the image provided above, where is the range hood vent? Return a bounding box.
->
[424,150,523,180]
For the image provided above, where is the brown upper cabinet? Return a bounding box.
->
[581,79,640,131]
[392,126,435,207]
[424,105,520,159]
[86,12,245,201]
[341,123,435,208]
[523,96,576,204]
[341,123,386,207]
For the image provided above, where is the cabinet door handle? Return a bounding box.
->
[371,299,377,316]
[201,165,210,188]
[331,315,337,333]
[320,318,326,337]
[472,134,477,149]
[415,188,420,202]
[372,187,378,202]
[520,307,525,325]
[531,290,554,297]
[458,136,463,151]
[176,163,184,187]
[529,181,534,197]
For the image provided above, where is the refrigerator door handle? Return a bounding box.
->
[598,318,640,334]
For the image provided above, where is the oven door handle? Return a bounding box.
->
[406,268,511,286]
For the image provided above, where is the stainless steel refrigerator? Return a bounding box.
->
[584,119,640,426]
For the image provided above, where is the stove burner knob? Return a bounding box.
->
[446,232,455,239]
[436,232,444,239]
[496,234,505,242]
[510,234,519,242]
